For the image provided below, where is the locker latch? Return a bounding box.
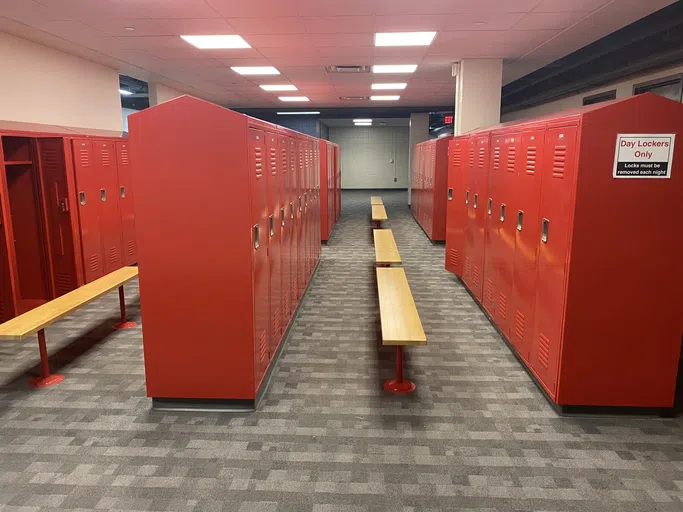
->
[281,207,285,227]
[299,197,303,212]
[60,198,69,213]
[473,194,478,209]
[269,215,274,237]
[499,204,506,222]
[487,198,492,216]
[100,189,107,202]
[541,218,549,243]
[517,210,524,231]
[120,186,126,198]
[447,188,453,201]
[465,190,469,204]
[290,202,294,219]
[79,192,86,206]
[253,224,260,249]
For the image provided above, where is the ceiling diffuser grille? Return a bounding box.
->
[325,65,371,73]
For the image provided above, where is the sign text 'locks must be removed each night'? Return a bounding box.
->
[613,134,676,178]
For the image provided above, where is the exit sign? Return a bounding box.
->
[444,115,453,124]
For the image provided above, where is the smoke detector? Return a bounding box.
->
[325,65,371,74]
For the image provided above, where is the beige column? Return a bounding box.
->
[454,59,503,135]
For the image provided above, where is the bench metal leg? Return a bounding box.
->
[384,346,416,394]
[113,285,137,330]
[373,221,382,229]
[29,329,65,388]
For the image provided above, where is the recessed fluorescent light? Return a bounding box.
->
[231,66,280,75]
[277,111,320,115]
[260,84,298,91]
[124,27,135,31]
[375,32,436,47]
[353,119,372,123]
[119,89,133,96]
[372,83,407,90]
[279,96,309,102]
[372,65,418,74]
[371,95,400,101]
[355,122,372,126]
[180,35,251,49]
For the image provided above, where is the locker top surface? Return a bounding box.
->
[0,119,126,139]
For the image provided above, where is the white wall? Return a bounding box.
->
[502,63,683,122]
[149,83,186,106]
[329,126,410,189]
[0,31,122,131]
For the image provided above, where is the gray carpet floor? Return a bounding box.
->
[1,190,683,511]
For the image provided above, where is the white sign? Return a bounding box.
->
[613,134,675,178]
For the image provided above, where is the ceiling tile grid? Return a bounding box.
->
[0,0,676,107]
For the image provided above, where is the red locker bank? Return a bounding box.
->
[446,93,683,410]
[0,121,136,323]
[411,136,451,241]
[319,139,340,241]
[128,96,325,409]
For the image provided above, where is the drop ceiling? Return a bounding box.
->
[0,0,676,108]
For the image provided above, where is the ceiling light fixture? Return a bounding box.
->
[355,122,372,126]
[371,83,407,90]
[279,96,310,102]
[181,35,251,49]
[372,65,418,74]
[124,27,135,31]
[374,32,436,47]
[119,89,133,96]
[231,66,280,75]
[277,111,320,115]
[353,119,372,123]
[260,84,298,91]
[371,95,400,101]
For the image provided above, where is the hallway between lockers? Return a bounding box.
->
[1,190,683,511]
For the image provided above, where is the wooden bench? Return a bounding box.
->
[371,196,383,205]
[376,267,426,393]
[373,229,401,267]
[371,204,388,229]
[0,266,139,388]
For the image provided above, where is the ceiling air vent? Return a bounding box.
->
[339,96,370,101]
[325,65,371,74]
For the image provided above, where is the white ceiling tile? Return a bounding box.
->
[0,0,70,23]
[206,0,294,17]
[512,11,594,30]
[297,0,374,17]
[303,16,374,34]
[308,33,374,47]
[227,17,307,34]
[155,18,237,35]
[119,0,222,18]
[80,18,170,37]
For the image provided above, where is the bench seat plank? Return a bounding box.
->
[371,196,383,205]
[0,266,139,341]
[372,204,388,222]
[376,267,426,346]
[373,229,401,266]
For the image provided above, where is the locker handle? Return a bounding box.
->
[60,198,69,213]
[517,210,524,232]
[304,192,308,207]
[253,224,260,249]
[281,207,285,227]
[465,190,469,204]
[487,198,492,216]
[541,218,549,243]
[299,197,303,212]
[120,186,126,198]
[473,193,478,209]
[79,191,86,206]
[499,203,506,222]
[100,189,106,202]
[290,202,294,219]
[269,215,274,237]
[447,188,453,201]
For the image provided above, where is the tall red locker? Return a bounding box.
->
[296,138,306,299]
[445,137,468,276]
[279,133,292,329]
[93,141,124,275]
[265,132,282,356]
[411,137,450,241]
[115,141,137,266]
[319,140,329,241]
[289,137,299,309]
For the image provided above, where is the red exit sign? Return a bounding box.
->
[444,115,453,124]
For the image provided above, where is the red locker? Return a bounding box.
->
[115,141,137,266]
[296,138,306,299]
[92,141,124,275]
[482,133,502,318]
[411,137,450,241]
[445,137,468,276]
[279,134,292,330]
[265,132,282,356]
[289,137,299,309]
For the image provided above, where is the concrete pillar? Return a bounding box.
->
[408,113,429,205]
[454,59,503,136]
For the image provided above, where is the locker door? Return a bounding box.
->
[249,128,270,387]
[93,141,123,275]
[279,135,292,330]
[296,139,305,298]
[446,138,468,277]
[531,125,578,397]
[266,133,282,356]
[290,138,299,306]
[72,139,104,283]
[471,135,489,301]
[496,133,521,337]
[115,141,137,266]
[0,199,15,322]
[462,142,475,289]
[483,135,503,317]
[511,128,544,363]
[36,138,78,297]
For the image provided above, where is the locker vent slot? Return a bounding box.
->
[553,146,566,178]
[127,240,136,257]
[284,291,290,318]
[254,147,263,178]
[292,281,297,301]
[485,278,493,302]
[120,146,129,165]
[453,148,462,167]
[515,310,525,343]
[109,246,119,264]
[469,149,475,169]
[526,146,537,175]
[101,148,110,166]
[464,257,471,278]
[507,146,516,172]
[281,149,287,173]
[79,148,90,167]
[270,148,277,175]
[538,333,550,368]
[43,148,60,170]
[89,254,100,274]
[493,147,500,171]
[447,249,459,269]
[259,330,267,361]
[498,293,507,320]
[55,272,73,296]
[478,147,485,168]
[0,301,5,324]
[472,265,480,287]
[273,308,281,337]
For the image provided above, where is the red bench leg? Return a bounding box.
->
[384,346,416,394]
[113,285,137,330]
[29,329,65,388]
